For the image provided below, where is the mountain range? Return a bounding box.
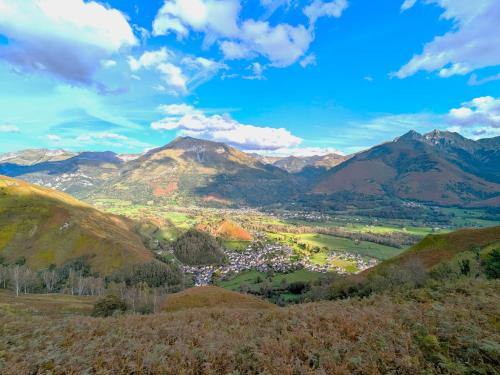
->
[1,130,499,208]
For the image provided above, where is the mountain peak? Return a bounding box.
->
[423,129,466,145]
[395,130,423,142]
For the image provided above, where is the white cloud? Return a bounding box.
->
[448,96,500,129]
[47,134,61,141]
[153,0,347,68]
[0,0,137,83]
[396,0,500,78]
[152,0,240,38]
[304,0,349,26]
[243,62,266,80]
[261,146,345,157]
[235,20,312,67]
[157,63,188,92]
[467,73,500,86]
[400,0,417,11]
[128,48,226,93]
[300,54,317,68]
[47,132,152,150]
[0,124,20,133]
[128,48,172,71]
[219,41,255,60]
[151,104,302,150]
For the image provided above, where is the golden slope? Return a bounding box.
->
[0,175,153,274]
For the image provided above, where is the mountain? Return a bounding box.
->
[255,153,348,173]
[0,151,124,197]
[91,137,302,206]
[1,132,498,208]
[0,149,76,165]
[0,175,153,274]
[313,130,500,207]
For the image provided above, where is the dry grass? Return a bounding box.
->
[162,286,274,312]
[0,290,96,317]
[0,279,498,374]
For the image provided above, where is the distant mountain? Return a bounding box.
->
[1,132,499,208]
[0,175,154,274]
[313,130,500,207]
[91,137,302,206]
[252,153,348,173]
[0,149,76,165]
[0,151,124,197]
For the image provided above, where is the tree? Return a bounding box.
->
[92,295,127,317]
[41,269,58,293]
[10,265,22,296]
[482,249,500,279]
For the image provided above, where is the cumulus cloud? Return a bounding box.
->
[395,0,500,78]
[304,0,349,27]
[128,48,227,94]
[152,0,240,38]
[448,96,500,129]
[153,0,347,68]
[237,20,312,67]
[151,104,302,150]
[0,124,20,133]
[0,0,137,84]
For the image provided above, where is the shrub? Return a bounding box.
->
[92,294,127,317]
[482,249,500,279]
[287,281,308,294]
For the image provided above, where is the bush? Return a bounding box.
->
[482,249,500,279]
[287,281,308,294]
[92,294,127,317]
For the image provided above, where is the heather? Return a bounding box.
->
[1,278,498,374]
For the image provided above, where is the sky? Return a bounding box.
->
[0,0,499,156]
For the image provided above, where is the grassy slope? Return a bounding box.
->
[162,286,274,312]
[378,225,500,271]
[216,269,322,291]
[0,175,153,274]
[0,279,497,374]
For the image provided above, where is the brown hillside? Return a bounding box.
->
[0,175,153,274]
[161,286,274,312]
[369,225,500,274]
[216,219,253,241]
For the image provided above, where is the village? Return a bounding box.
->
[180,241,379,286]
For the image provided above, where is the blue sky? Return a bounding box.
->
[0,0,499,155]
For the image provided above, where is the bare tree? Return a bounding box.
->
[0,265,8,289]
[67,269,77,295]
[77,274,87,296]
[42,269,58,293]
[10,265,22,296]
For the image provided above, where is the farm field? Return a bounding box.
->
[268,232,403,260]
[216,269,323,291]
